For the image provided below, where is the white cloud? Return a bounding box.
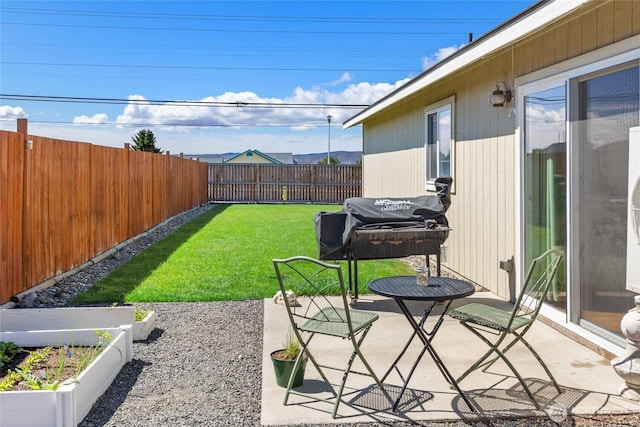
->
[422,45,465,70]
[73,113,109,124]
[0,105,27,119]
[326,72,352,86]
[334,79,411,106]
[1,77,411,154]
[111,78,410,130]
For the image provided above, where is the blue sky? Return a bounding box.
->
[1,1,536,155]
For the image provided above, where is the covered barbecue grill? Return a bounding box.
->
[315,177,453,301]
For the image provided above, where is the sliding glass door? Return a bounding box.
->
[523,60,639,342]
[524,85,567,312]
[575,64,639,336]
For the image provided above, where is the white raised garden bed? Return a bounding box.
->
[0,326,133,427]
[0,306,156,341]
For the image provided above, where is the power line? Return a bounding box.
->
[2,45,434,59]
[2,7,502,25]
[0,94,370,109]
[1,61,417,74]
[0,71,331,85]
[4,119,343,128]
[2,21,470,36]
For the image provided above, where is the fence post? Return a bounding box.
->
[254,164,259,203]
[17,118,28,135]
[17,119,28,293]
[313,165,318,203]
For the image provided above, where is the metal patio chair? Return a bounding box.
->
[448,248,564,408]
[272,256,386,418]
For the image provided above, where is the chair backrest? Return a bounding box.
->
[273,256,352,331]
[510,248,564,328]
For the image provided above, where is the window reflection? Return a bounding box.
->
[524,85,567,312]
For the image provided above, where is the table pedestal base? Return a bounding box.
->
[381,298,476,412]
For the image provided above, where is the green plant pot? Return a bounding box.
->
[270,350,307,388]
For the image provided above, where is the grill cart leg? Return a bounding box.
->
[347,257,354,296]
[426,251,442,276]
[346,257,358,305]
[352,259,359,304]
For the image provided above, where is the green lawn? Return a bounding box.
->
[71,204,414,304]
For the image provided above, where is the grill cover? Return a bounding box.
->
[316,177,452,260]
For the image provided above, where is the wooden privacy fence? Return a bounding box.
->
[0,125,208,304]
[208,163,361,203]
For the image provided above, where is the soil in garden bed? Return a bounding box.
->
[1,346,97,391]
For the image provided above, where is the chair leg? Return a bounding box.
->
[479,335,521,373]
[476,331,562,397]
[286,328,384,419]
[457,323,560,409]
[283,354,300,405]
[517,334,562,394]
[455,324,507,384]
[491,345,543,409]
[332,343,359,417]
[464,326,542,409]
[480,324,533,373]
[283,335,311,405]
[332,324,386,418]
[352,325,386,391]
[284,332,334,406]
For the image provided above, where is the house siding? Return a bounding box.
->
[361,0,639,297]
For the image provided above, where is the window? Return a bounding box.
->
[425,100,453,187]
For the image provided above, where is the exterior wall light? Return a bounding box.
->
[490,82,512,107]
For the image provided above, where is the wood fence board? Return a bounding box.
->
[92,144,107,254]
[0,132,7,300]
[117,148,129,243]
[207,164,361,203]
[0,130,207,304]
[0,132,25,301]
[71,142,90,266]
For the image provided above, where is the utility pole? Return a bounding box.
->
[326,114,332,165]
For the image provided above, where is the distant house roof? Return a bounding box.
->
[184,154,224,163]
[266,152,295,165]
[343,0,589,128]
[225,149,294,164]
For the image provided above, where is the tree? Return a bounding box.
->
[317,156,341,165]
[130,129,163,153]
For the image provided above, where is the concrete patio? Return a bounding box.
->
[261,291,640,425]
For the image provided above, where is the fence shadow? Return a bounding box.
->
[72,205,228,304]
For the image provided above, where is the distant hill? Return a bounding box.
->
[294,151,362,164]
[186,151,362,164]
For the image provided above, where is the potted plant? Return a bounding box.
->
[270,331,307,388]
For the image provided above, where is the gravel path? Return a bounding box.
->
[18,204,639,426]
[79,300,263,426]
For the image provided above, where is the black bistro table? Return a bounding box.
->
[368,275,476,411]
